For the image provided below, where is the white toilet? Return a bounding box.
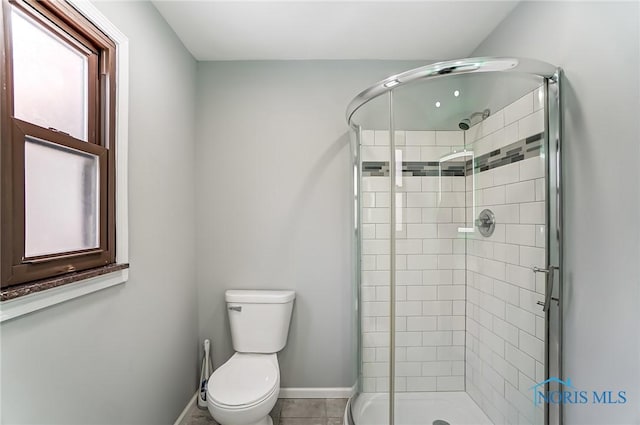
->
[207,290,295,425]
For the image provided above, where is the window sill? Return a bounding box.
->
[0,264,129,322]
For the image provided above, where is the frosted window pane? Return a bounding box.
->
[25,137,99,257]
[12,8,88,140]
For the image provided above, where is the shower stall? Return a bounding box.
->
[346,58,563,425]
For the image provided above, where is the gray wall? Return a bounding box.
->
[194,61,427,388]
[474,2,640,424]
[0,2,198,424]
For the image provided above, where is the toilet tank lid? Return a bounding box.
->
[225,290,296,304]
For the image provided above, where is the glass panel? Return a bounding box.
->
[392,81,469,425]
[11,8,88,140]
[393,72,542,131]
[24,137,99,257]
[350,127,361,402]
[391,72,546,425]
[463,76,546,425]
[350,93,391,425]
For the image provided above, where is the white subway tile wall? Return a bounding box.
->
[464,87,545,425]
[360,130,465,393]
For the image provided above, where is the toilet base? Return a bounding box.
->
[206,353,280,425]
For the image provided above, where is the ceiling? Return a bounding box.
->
[152,1,520,61]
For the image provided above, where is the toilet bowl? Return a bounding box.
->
[207,353,279,425]
[206,290,295,425]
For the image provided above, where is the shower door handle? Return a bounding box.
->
[533,266,559,312]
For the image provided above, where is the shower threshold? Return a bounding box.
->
[349,391,493,425]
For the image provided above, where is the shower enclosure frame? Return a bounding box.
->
[346,57,564,425]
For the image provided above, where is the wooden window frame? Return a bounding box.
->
[1,0,117,288]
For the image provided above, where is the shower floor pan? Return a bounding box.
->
[350,391,493,425]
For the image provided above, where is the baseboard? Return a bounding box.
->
[174,391,198,425]
[279,387,354,399]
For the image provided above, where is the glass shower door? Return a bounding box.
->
[391,78,475,425]
[389,71,558,425]
[347,58,563,425]
[352,93,392,425]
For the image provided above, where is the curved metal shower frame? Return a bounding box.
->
[346,56,558,128]
[346,56,564,425]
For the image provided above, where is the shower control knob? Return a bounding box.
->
[476,209,496,237]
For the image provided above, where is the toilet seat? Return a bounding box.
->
[207,353,279,409]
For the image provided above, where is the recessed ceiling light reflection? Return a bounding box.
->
[454,90,460,97]
[435,101,441,108]
[384,79,400,88]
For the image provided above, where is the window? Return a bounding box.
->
[1,0,117,289]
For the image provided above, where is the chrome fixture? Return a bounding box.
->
[228,306,242,312]
[533,266,560,312]
[384,79,400,88]
[475,209,495,237]
[458,109,491,130]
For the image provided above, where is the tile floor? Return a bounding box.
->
[186,398,347,425]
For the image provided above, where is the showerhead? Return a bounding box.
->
[458,109,490,131]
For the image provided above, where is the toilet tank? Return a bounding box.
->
[225,290,296,353]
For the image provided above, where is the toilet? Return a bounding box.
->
[207,290,296,425]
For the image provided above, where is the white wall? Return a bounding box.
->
[474,2,640,424]
[194,61,428,388]
[0,2,199,424]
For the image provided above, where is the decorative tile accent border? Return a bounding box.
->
[469,132,543,173]
[362,132,544,177]
[405,161,466,177]
[362,161,465,177]
[362,161,388,177]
